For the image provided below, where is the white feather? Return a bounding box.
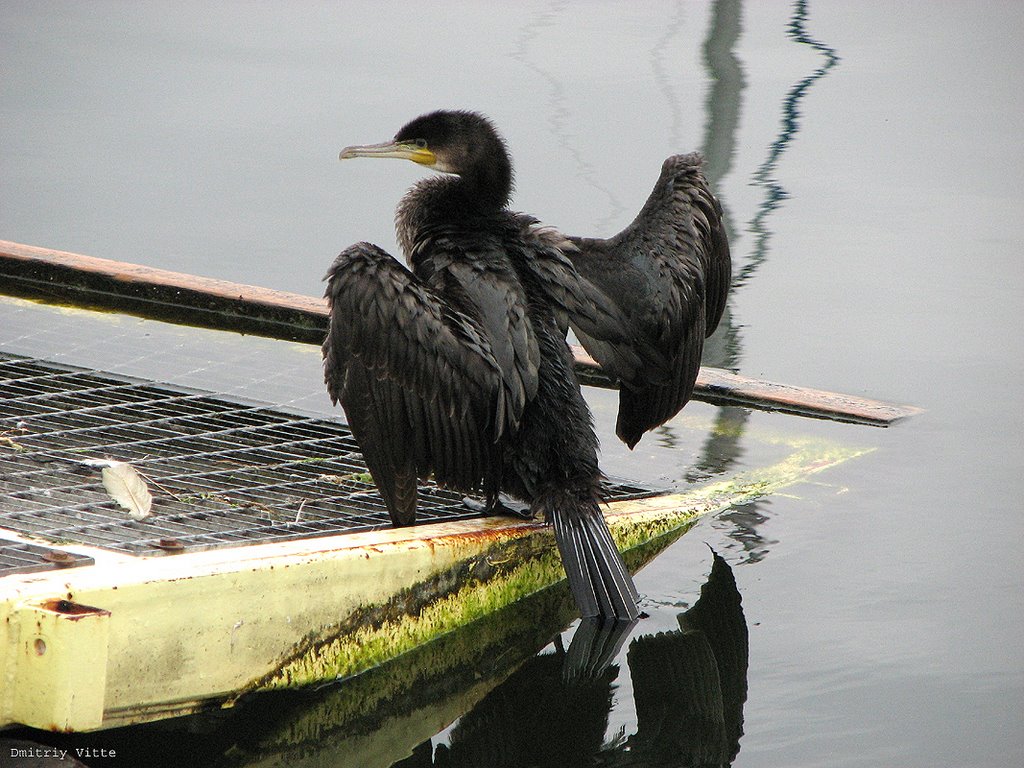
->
[101,461,153,521]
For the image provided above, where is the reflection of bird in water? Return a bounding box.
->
[432,648,618,768]
[323,110,729,620]
[424,550,747,768]
[626,550,748,765]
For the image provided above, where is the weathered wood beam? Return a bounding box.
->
[0,240,327,342]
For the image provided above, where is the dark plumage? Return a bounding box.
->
[323,110,729,620]
[568,154,731,448]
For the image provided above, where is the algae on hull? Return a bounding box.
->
[253,440,870,692]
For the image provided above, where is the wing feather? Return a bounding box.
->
[565,153,731,448]
[440,242,540,427]
[322,242,508,525]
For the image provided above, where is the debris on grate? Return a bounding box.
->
[0,353,656,563]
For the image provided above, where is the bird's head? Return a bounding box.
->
[340,109,509,177]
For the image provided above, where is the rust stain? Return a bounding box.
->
[40,550,76,567]
[155,538,185,552]
[39,598,110,621]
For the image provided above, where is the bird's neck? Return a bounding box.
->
[432,153,513,215]
[396,158,513,257]
[460,154,513,212]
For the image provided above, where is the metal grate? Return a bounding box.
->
[0,536,94,576]
[0,353,655,560]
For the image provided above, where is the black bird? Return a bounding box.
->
[323,110,728,620]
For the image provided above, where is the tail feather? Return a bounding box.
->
[564,616,636,682]
[550,499,640,621]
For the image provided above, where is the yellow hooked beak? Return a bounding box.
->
[339,140,436,166]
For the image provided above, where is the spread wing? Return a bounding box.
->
[513,216,630,340]
[566,153,732,448]
[322,242,516,525]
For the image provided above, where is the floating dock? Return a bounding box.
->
[0,351,868,732]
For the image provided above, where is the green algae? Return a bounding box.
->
[254,439,870,692]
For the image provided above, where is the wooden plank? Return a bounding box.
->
[0,239,327,343]
[0,239,922,425]
[692,367,922,425]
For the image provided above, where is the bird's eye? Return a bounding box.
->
[414,139,428,149]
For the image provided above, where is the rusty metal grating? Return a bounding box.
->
[0,536,95,576]
[0,353,655,561]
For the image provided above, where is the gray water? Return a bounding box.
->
[2,2,1023,766]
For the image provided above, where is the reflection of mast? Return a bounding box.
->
[734,0,841,289]
[700,0,745,219]
[679,0,749,494]
[650,0,690,150]
[685,2,840,569]
[508,0,624,230]
[700,0,745,373]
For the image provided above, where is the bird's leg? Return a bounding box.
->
[461,493,535,520]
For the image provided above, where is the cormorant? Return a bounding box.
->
[323,110,729,621]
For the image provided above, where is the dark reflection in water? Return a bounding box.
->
[425,551,747,768]
[417,552,753,768]
[735,0,841,290]
[621,551,748,767]
[428,644,616,768]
